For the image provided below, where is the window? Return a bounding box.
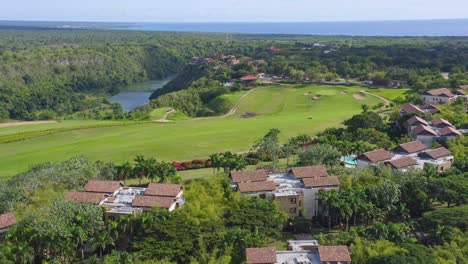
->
[259,193,266,199]
[290,198,297,204]
[290,208,297,214]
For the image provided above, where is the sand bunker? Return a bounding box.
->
[353,93,365,100]
[0,120,57,128]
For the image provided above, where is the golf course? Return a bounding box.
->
[0,84,391,178]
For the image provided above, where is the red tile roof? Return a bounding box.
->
[230,170,268,183]
[290,166,329,179]
[0,213,17,230]
[238,181,276,193]
[432,118,453,127]
[357,149,394,163]
[65,192,107,204]
[387,157,418,169]
[423,88,454,97]
[132,195,176,209]
[84,180,123,193]
[407,116,428,127]
[240,75,258,81]
[401,103,424,114]
[439,127,462,136]
[145,183,183,197]
[246,248,277,264]
[412,125,438,136]
[318,246,351,263]
[419,147,452,159]
[302,176,340,188]
[420,104,441,114]
[394,141,428,154]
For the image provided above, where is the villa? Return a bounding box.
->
[400,103,424,115]
[407,117,462,146]
[422,88,456,104]
[246,240,351,264]
[356,141,454,173]
[0,213,17,234]
[230,166,340,219]
[66,180,185,220]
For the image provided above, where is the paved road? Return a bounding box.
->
[0,120,57,128]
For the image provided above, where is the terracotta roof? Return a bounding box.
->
[132,195,176,209]
[290,166,329,179]
[439,126,462,136]
[431,118,453,127]
[65,192,106,204]
[302,176,340,188]
[84,180,123,193]
[386,157,418,169]
[411,125,438,136]
[455,89,465,95]
[145,183,183,197]
[357,149,394,163]
[318,246,352,263]
[419,147,452,159]
[401,103,424,114]
[0,213,17,230]
[240,75,258,81]
[238,181,276,193]
[420,104,441,114]
[407,116,429,127]
[230,170,267,183]
[394,140,428,154]
[246,248,277,264]
[423,88,454,97]
[459,85,468,90]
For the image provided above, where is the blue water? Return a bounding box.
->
[109,77,174,112]
[120,19,468,36]
[341,156,357,168]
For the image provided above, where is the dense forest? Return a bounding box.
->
[1,29,467,121]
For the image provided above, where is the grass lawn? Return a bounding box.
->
[367,88,411,101]
[149,107,172,121]
[0,84,381,178]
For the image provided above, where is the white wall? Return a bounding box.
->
[422,95,452,104]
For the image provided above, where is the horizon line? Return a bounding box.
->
[2,18,468,24]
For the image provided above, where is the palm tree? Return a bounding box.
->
[116,161,133,184]
[133,155,148,184]
[91,231,115,259]
[108,221,120,250]
[336,198,352,231]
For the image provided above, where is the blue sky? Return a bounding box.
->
[2,0,468,22]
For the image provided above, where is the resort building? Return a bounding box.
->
[356,141,454,173]
[400,103,424,115]
[407,117,463,147]
[0,213,17,234]
[356,149,394,168]
[422,88,456,104]
[66,180,185,220]
[246,240,351,264]
[420,104,441,114]
[230,166,340,219]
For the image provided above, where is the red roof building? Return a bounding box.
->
[240,75,258,82]
[246,248,277,264]
[318,246,352,263]
[0,213,17,231]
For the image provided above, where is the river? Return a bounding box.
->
[109,76,174,112]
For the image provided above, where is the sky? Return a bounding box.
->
[2,0,468,22]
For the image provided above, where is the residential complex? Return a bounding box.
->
[408,117,462,146]
[356,140,454,173]
[66,180,185,220]
[421,87,466,104]
[246,240,351,264]
[230,166,340,219]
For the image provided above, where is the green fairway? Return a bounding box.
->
[367,88,411,101]
[0,85,381,178]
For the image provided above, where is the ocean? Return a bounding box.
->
[122,20,468,36]
[1,19,468,36]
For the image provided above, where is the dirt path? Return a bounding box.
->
[360,90,392,106]
[220,88,257,118]
[157,109,176,122]
[0,120,58,128]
